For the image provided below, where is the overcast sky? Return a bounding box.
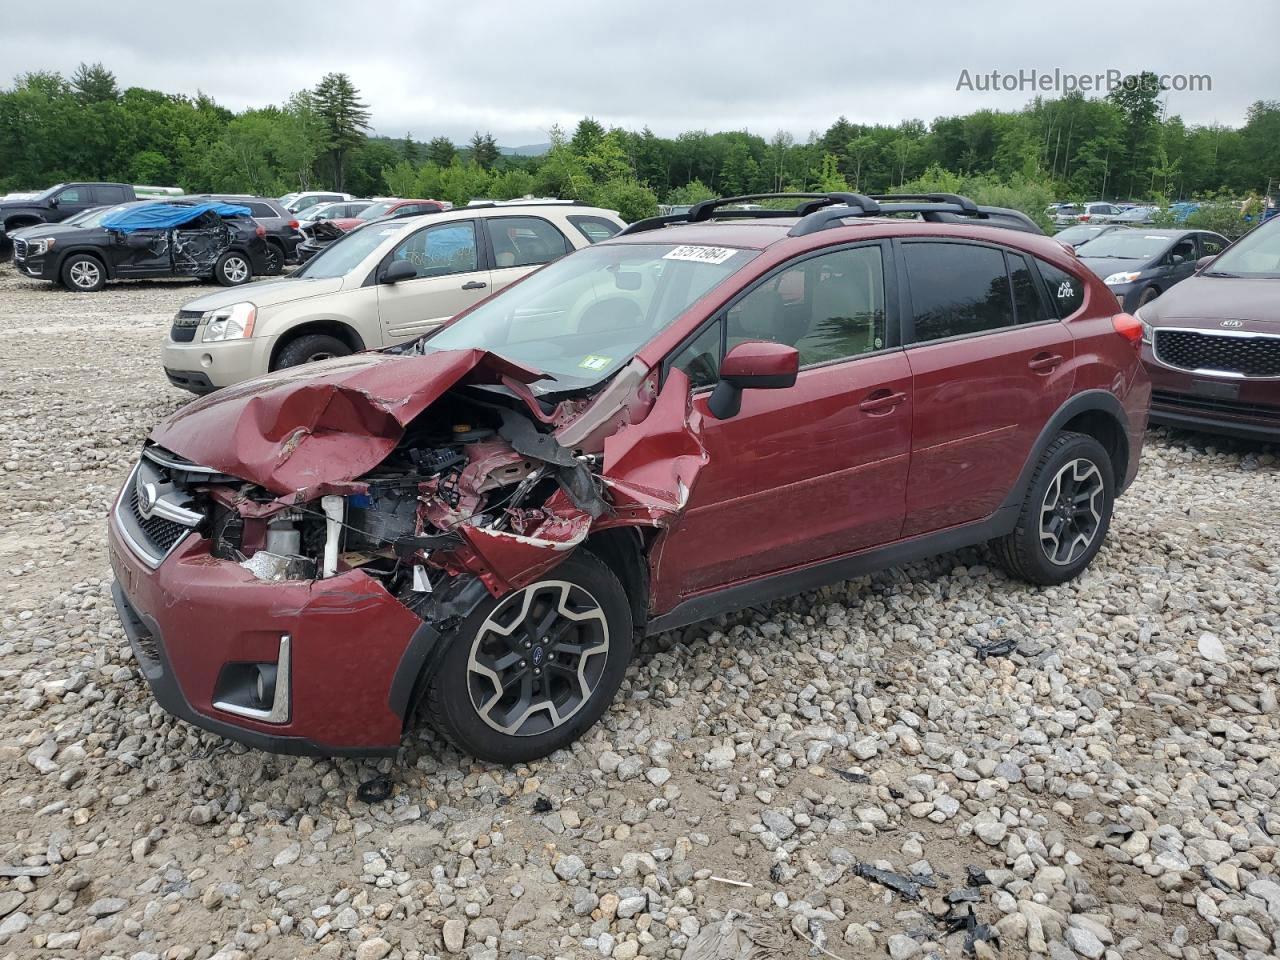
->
[1,0,1274,145]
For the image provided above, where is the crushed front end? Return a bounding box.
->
[107,350,699,755]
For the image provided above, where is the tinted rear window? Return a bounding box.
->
[903,242,1015,342]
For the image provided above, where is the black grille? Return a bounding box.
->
[170,309,203,343]
[127,483,189,555]
[1155,329,1280,378]
[1152,390,1280,421]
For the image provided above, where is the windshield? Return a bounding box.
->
[301,204,337,221]
[290,195,330,214]
[32,183,67,202]
[1206,221,1280,278]
[1055,225,1109,245]
[421,242,759,392]
[358,200,397,220]
[294,221,409,279]
[1077,232,1173,260]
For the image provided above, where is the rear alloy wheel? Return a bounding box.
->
[423,551,632,763]
[215,252,251,286]
[61,254,106,292]
[993,431,1114,585]
[264,242,284,275]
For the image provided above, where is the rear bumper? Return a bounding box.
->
[107,514,422,756]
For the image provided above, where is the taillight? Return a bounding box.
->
[1112,312,1142,350]
[288,219,299,230]
[1078,214,1091,222]
[255,225,266,238]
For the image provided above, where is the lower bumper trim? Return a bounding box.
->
[111,581,397,758]
[1150,407,1280,443]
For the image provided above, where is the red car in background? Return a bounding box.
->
[108,191,1149,762]
[295,199,450,262]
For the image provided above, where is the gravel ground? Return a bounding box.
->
[0,266,1278,960]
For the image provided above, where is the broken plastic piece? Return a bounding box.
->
[854,862,936,901]
[240,550,312,582]
[966,865,991,888]
[532,796,553,814]
[411,565,432,593]
[942,905,1000,955]
[321,495,343,577]
[833,769,870,784]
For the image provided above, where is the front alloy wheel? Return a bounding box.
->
[422,550,632,763]
[221,255,249,284]
[467,581,610,737]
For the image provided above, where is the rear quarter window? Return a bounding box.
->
[1037,261,1086,318]
[568,215,622,244]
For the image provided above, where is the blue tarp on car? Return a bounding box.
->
[100,201,253,234]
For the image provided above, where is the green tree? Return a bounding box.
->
[70,62,119,104]
[311,72,370,189]
[468,131,500,171]
[570,117,606,155]
[402,132,419,163]
[426,136,456,167]
[666,179,715,205]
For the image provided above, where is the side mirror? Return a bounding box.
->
[381,260,418,284]
[1195,255,1216,272]
[1170,254,1185,265]
[48,196,59,207]
[708,340,799,420]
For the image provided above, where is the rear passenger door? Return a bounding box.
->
[656,241,913,596]
[899,241,1075,537]
[482,215,573,295]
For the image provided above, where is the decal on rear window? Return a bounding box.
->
[663,245,737,265]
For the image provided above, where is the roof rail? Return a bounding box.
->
[788,196,1043,236]
[618,192,881,236]
[463,199,594,210]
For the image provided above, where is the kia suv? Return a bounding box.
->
[110,192,1149,761]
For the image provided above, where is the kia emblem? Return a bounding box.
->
[1220,320,1243,328]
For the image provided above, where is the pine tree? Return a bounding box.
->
[402,132,419,163]
[468,132,500,171]
[311,72,371,189]
[426,136,456,167]
[70,62,119,104]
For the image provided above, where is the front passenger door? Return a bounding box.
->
[655,242,913,600]
[375,220,491,342]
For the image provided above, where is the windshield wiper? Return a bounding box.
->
[1202,270,1241,278]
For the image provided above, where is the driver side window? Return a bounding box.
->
[390,221,478,278]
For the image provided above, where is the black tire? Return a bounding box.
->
[992,431,1114,586]
[1137,286,1160,307]
[273,333,351,370]
[422,550,633,764]
[264,241,285,276]
[214,251,252,286]
[60,253,106,292]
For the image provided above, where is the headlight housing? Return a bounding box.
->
[26,237,56,256]
[1134,308,1153,344]
[202,302,257,341]
[1103,271,1141,286]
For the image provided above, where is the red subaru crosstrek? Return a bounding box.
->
[108,192,1150,762]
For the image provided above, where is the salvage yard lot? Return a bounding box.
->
[0,268,1278,960]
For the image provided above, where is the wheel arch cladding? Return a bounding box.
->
[1002,390,1131,512]
[581,527,651,629]
[271,320,367,368]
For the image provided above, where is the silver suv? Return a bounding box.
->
[162,202,625,393]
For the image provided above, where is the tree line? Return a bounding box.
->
[2,64,1276,227]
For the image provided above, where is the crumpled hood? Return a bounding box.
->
[150,349,543,496]
[180,276,346,314]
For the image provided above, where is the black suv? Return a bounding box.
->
[12,200,270,292]
[189,195,304,273]
[0,182,137,257]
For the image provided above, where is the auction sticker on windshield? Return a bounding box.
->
[663,245,737,265]
[579,355,612,371]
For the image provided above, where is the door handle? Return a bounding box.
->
[858,389,907,414]
[1027,353,1064,372]
[461,280,487,290]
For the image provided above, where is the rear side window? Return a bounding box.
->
[568,215,622,244]
[488,216,570,267]
[903,242,1014,342]
[95,185,127,203]
[1038,261,1086,318]
[1200,234,1225,255]
[246,202,276,217]
[1009,253,1050,324]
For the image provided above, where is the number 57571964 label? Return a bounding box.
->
[662,245,737,265]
